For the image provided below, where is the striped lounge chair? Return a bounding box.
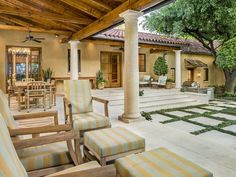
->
[63,80,111,139]
[115,148,213,177]
[0,114,116,177]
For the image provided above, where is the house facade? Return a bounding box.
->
[0,28,226,92]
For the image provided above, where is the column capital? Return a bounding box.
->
[173,49,182,53]
[69,40,80,45]
[119,10,143,20]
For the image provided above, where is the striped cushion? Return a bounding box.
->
[73,112,110,131]
[18,142,72,172]
[0,114,28,177]
[47,161,100,177]
[64,80,93,114]
[84,127,145,157]
[0,90,18,129]
[115,148,213,177]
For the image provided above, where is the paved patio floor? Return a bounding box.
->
[10,88,236,177]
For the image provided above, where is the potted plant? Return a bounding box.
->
[42,68,53,82]
[96,70,106,89]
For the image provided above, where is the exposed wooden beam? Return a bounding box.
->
[0,6,90,25]
[0,24,72,35]
[80,0,112,12]
[0,15,34,27]
[72,0,165,40]
[0,0,41,12]
[23,0,93,25]
[60,0,104,18]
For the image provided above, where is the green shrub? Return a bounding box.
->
[139,90,144,96]
[153,55,168,76]
[141,111,152,121]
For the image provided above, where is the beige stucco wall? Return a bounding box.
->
[0,30,229,92]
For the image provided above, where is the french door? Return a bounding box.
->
[6,46,41,86]
[100,52,122,88]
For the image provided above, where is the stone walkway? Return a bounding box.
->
[150,100,236,151]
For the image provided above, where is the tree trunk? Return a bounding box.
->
[224,69,236,93]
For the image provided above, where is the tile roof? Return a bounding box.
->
[93,29,212,55]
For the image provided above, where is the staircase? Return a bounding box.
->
[92,88,209,112]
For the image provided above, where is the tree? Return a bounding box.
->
[143,0,236,92]
[153,56,168,76]
[216,38,236,93]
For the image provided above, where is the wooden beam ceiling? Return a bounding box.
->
[0,0,167,39]
[71,0,165,40]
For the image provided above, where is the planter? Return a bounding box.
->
[166,82,175,89]
[98,82,105,90]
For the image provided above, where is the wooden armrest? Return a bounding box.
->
[92,96,109,104]
[13,130,79,150]
[92,97,109,117]
[48,165,116,177]
[9,124,72,136]
[13,111,58,125]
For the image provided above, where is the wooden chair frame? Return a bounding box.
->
[63,97,110,139]
[9,124,82,177]
[25,81,46,113]
[47,165,116,177]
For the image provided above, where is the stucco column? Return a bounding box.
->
[174,50,182,89]
[119,10,143,123]
[69,40,80,80]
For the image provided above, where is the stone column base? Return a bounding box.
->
[118,114,145,123]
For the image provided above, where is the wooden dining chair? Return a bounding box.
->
[25,81,46,113]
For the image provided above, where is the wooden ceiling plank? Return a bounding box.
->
[25,0,93,25]
[0,15,34,27]
[1,0,41,12]
[0,24,72,35]
[60,0,104,18]
[80,0,112,12]
[72,0,165,40]
[0,6,91,25]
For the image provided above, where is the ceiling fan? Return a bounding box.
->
[22,31,45,43]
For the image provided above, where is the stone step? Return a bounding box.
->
[140,99,198,112]
[109,94,190,106]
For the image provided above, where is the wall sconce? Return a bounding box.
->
[197,72,201,78]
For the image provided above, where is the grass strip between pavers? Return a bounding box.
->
[147,103,236,137]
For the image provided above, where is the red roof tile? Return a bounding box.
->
[93,29,212,55]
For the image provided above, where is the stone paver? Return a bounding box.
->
[217,103,236,108]
[202,106,225,111]
[167,121,203,133]
[191,117,223,126]
[212,113,236,120]
[199,130,236,150]
[151,113,172,122]
[223,125,236,133]
[185,108,211,114]
[165,111,192,117]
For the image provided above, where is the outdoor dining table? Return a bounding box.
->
[14,81,53,111]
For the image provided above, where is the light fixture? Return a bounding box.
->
[55,34,59,38]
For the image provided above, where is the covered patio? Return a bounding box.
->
[0,0,235,177]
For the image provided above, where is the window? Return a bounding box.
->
[68,49,81,72]
[139,54,146,72]
[204,68,209,81]
[170,68,175,81]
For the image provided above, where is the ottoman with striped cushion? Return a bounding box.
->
[84,127,145,166]
[115,148,213,177]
